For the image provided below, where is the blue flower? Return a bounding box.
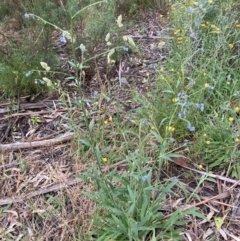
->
[184,139,189,146]
[200,103,204,111]
[93,90,99,96]
[208,85,214,90]
[25,71,32,77]
[178,112,183,118]
[60,35,67,44]
[120,77,127,84]
[182,102,189,107]
[172,176,178,181]
[123,46,129,52]
[177,91,185,101]
[34,79,44,85]
[24,13,30,19]
[106,96,111,102]
[189,32,195,38]
[187,124,195,132]
[141,175,147,181]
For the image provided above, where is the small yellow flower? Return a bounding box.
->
[204,83,209,88]
[235,137,240,143]
[102,157,108,163]
[203,72,207,76]
[206,140,211,144]
[160,67,164,72]
[229,44,234,49]
[215,28,221,34]
[236,24,240,28]
[109,116,113,122]
[203,133,207,137]
[234,106,240,112]
[151,126,155,130]
[104,120,108,125]
[198,164,203,169]
[229,117,234,122]
[208,0,213,3]
[201,23,206,28]
[166,126,175,132]
[159,14,164,18]
[211,24,216,28]
[172,98,178,103]
[227,81,230,85]
[174,29,180,35]
[177,37,182,41]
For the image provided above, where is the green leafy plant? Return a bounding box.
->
[31,115,41,125]
[80,149,204,240]
[150,0,240,178]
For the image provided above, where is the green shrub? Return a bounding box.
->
[0,44,58,97]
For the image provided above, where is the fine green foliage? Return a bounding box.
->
[0,49,58,97]
[142,0,240,178]
[0,0,63,97]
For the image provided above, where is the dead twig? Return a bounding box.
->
[173,157,240,185]
[0,117,19,143]
[0,108,69,121]
[0,132,74,151]
[0,100,63,114]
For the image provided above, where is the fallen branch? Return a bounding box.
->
[0,132,74,151]
[0,100,63,114]
[0,160,127,206]
[172,157,240,185]
[0,108,69,121]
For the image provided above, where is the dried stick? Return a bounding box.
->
[0,132,74,151]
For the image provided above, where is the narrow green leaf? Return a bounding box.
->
[89,118,94,133]
[79,139,91,147]
[127,185,135,202]
[128,202,136,216]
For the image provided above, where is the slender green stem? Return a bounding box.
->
[71,0,106,19]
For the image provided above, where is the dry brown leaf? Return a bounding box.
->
[172,157,190,168]
[219,228,227,240]
[4,210,18,218]
[172,198,185,209]
[199,210,215,225]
